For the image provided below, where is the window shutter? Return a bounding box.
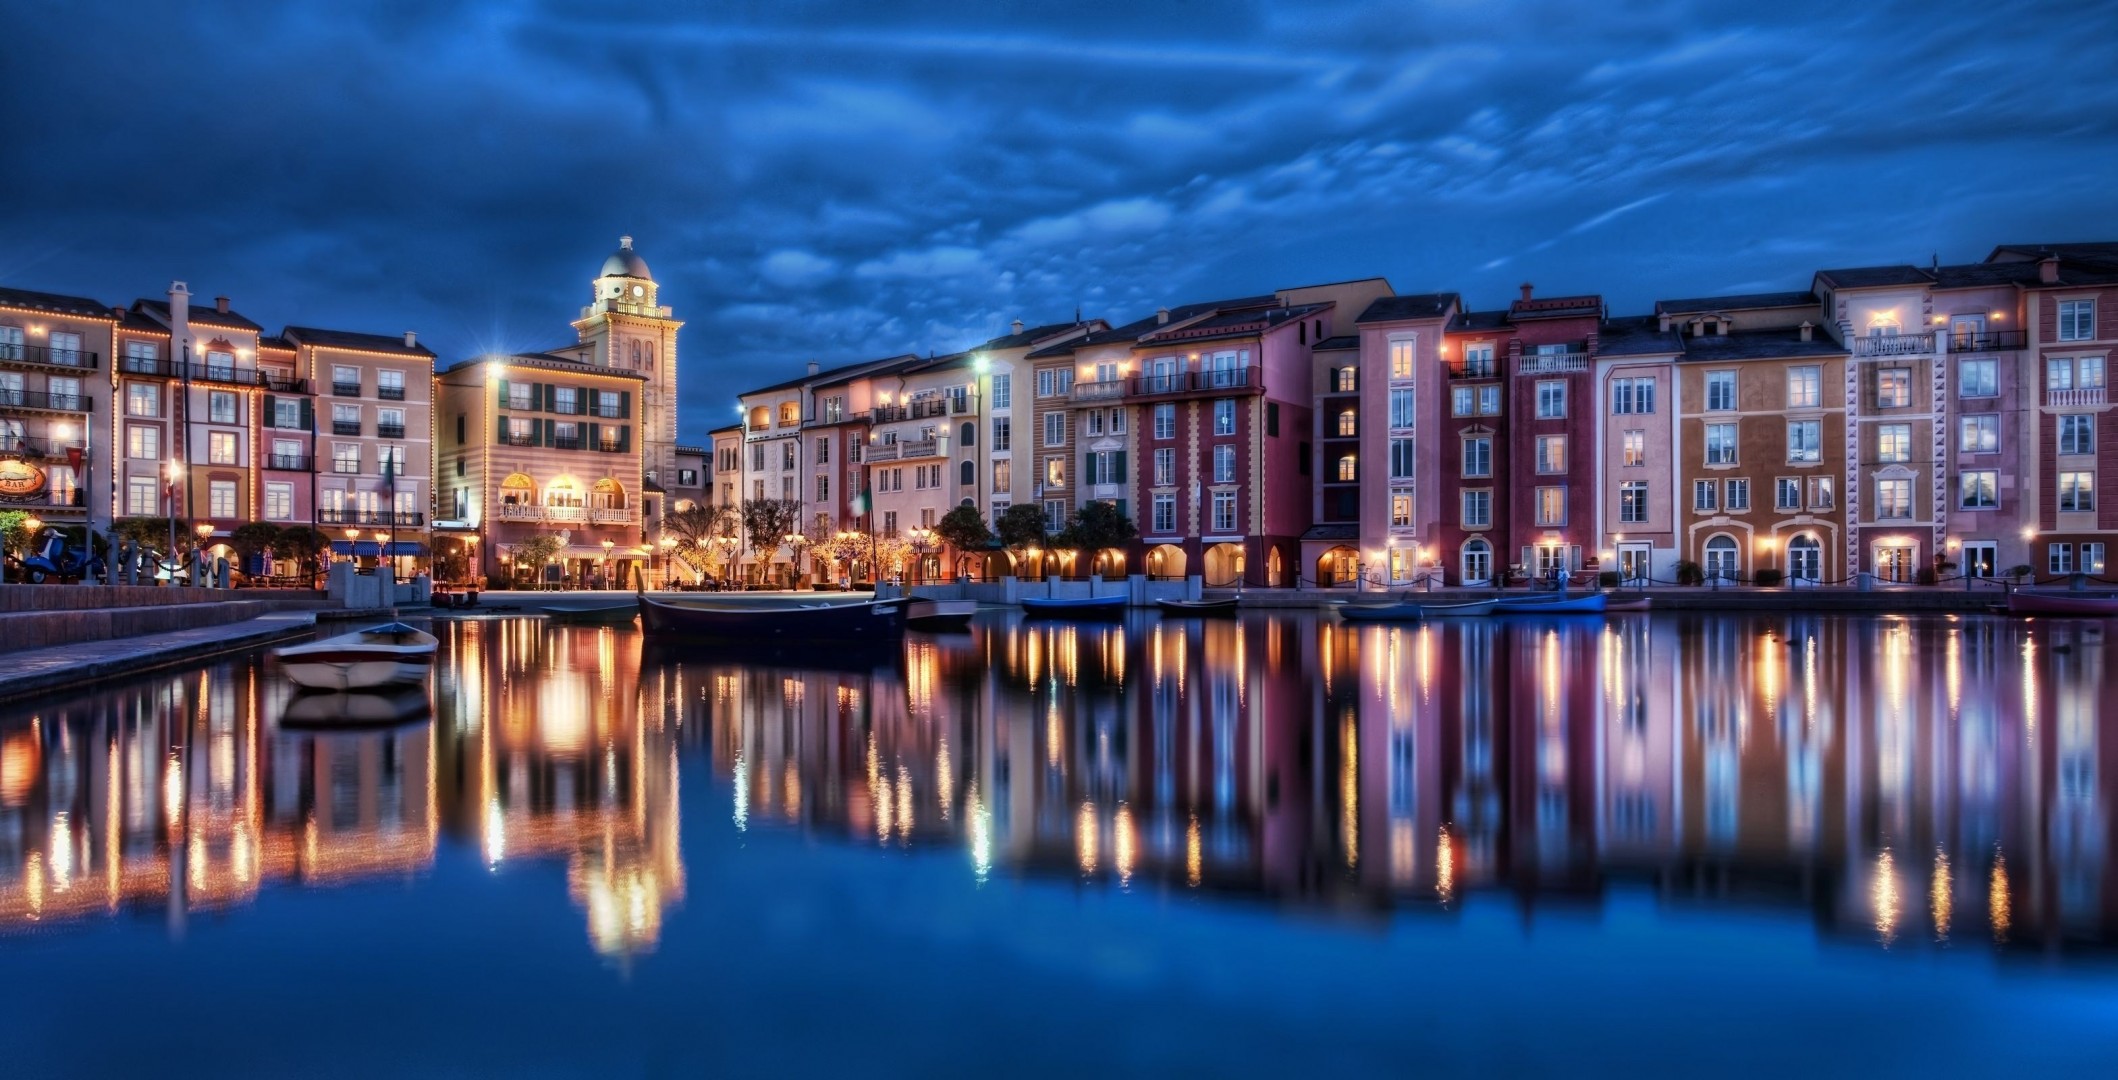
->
[496,415,507,443]
[1113,450,1127,482]
[300,398,313,430]
[497,379,509,408]
[587,422,599,450]
[621,391,632,419]
[264,394,277,426]
[620,426,631,452]
[579,386,591,415]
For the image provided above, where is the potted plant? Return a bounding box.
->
[1675,560,1703,586]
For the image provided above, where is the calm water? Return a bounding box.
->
[2,610,2116,1075]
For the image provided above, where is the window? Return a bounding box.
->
[992,460,1010,492]
[546,386,576,415]
[1043,413,1065,446]
[2050,544,2075,575]
[2059,471,2096,512]
[1620,481,1648,523]
[1876,368,1911,408]
[1705,423,1737,465]
[1961,415,1999,454]
[1876,478,1912,519]
[1534,486,1565,526]
[1809,476,1835,510]
[1152,494,1176,533]
[991,374,1011,409]
[1153,448,1175,486]
[1787,366,1822,409]
[780,442,796,470]
[332,404,360,434]
[2058,299,2095,341]
[205,391,236,425]
[277,398,303,429]
[1214,444,1236,483]
[1045,455,1065,489]
[993,417,1011,451]
[208,431,238,465]
[272,438,302,466]
[1389,337,1416,379]
[49,376,78,411]
[2061,414,2096,455]
[1056,369,1074,396]
[1374,438,1404,479]
[1703,537,1739,582]
[1776,477,1801,510]
[378,445,406,473]
[2086,543,2108,575]
[815,475,829,502]
[1153,404,1175,439]
[1706,371,1736,411]
[334,444,361,474]
[1462,436,1491,478]
[1335,367,1358,392]
[1085,410,1104,437]
[1693,479,1718,512]
[378,408,406,438]
[1622,429,1645,467]
[1336,455,1357,482]
[334,365,361,395]
[1460,344,1495,379]
[1876,424,1913,463]
[1036,370,1055,398]
[1111,408,1127,435]
[881,510,897,536]
[1535,435,1566,474]
[1214,399,1235,436]
[1391,492,1412,527]
[1612,377,1656,414]
[378,369,406,400]
[1390,388,1415,429]
[1959,470,1998,509]
[815,436,830,465]
[1211,491,1238,533]
[1958,359,1997,398]
[1452,387,1475,417]
[127,423,158,460]
[1461,490,1491,527]
[1536,381,1566,419]
[208,480,237,519]
[1478,386,1501,415]
[122,341,157,371]
[1725,479,1750,511]
[126,383,158,417]
[126,476,158,516]
[778,402,798,426]
[1086,451,1122,487]
[264,483,292,521]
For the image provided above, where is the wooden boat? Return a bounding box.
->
[2007,590,2118,617]
[1336,602,1425,623]
[1495,592,1609,615]
[1604,596,1654,613]
[1155,597,1239,617]
[639,595,907,642]
[282,686,434,727]
[1419,598,1500,617]
[1020,594,1127,616]
[906,598,978,631]
[274,622,438,691]
[544,601,640,625]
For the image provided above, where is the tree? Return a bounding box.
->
[872,533,911,584]
[273,526,328,584]
[228,522,282,572]
[662,502,739,582]
[0,510,35,560]
[934,504,992,575]
[1057,500,1137,576]
[511,533,565,587]
[740,498,802,579]
[995,503,1050,576]
[818,528,870,583]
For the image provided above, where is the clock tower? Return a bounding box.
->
[574,235,685,497]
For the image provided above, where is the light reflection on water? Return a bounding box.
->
[0,610,2110,967]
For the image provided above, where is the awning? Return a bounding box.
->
[331,540,427,556]
[431,519,477,532]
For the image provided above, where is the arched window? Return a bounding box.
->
[1336,410,1357,437]
[546,477,583,508]
[959,460,975,487]
[592,477,626,509]
[629,341,640,367]
[1787,534,1821,581]
[1337,454,1357,481]
[499,473,536,505]
[1704,535,1740,580]
[1461,538,1492,585]
[960,422,975,448]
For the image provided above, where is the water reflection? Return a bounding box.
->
[0,611,2110,963]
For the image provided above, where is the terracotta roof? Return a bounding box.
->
[1355,293,1460,323]
[1313,335,1359,351]
[1596,315,1684,357]
[282,325,436,359]
[1677,327,1849,362]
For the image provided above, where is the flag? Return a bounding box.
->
[850,488,871,516]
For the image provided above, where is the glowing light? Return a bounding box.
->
[484,799,506,866]
[732,751,750,832]
[1931,847,1951,941]
[1874,847,1900,946]
[1185,815,1202,887]
[1341,714,1359,869]
[1114,802,1136,886]
[1989,852,2011,942]
[1436,826,1456,905]
[1076,801,1097,874]
[968,782,992,883]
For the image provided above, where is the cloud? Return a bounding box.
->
[757,249,839,288]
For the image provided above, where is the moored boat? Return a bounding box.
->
[1495,591,1610,615]
[543,602,640,625]
[1021,594,1127,616]
[1604,596,1653,613]
[274,622,438,691]
[906,598,978,631]
[1155,597,1240,617]
[282,686,435,727]
[639,595,908,642]
[2007,590,2118,617]
[1336,602,1425,623]
[1419,598,1500,617]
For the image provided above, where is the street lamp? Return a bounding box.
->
[344,527,360,568]
[600,537,614,589]
[658,534,677,589]
[163,460,183,582]
[908,526,935,585]
[376,531,394,583]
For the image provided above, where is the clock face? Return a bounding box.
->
[631,284,645,297]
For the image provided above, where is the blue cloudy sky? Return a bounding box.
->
[3,0,2115,433]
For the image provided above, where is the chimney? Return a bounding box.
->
[2040,254,2060,284]
[807,361,820,376]
[1519,283,1535,302]
[1716,320,1729,337]
[403,331,418,348]
[1011,319,1024,335]
[1658,313,1671,332]
[214,296,229,314]
[168,281,191,354]
[1799,321,1814,342]
[1156,308,1170,325]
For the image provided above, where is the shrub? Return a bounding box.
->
[1597,570,1620,588]
[1675,560,1703,586]
[2003,564,2033,581]
[1915,568,1938,586]
[1753,568,1783,587]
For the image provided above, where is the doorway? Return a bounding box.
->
[1874,543,1917,583]
[1617,542,1652,584]
[1961,540,1996,578]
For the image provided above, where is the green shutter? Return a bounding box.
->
[579,386,591,416]
[587,422,599,450]
[299,398,313,430]
[263,394,277,428]
[620,391,632,419]
[496,415,507,443]
[496,379,509,408]
[1113,450,1127,482]
[619,426,631,452]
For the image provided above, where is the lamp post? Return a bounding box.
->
[783,531,809,589]
[194,522,213,588]
[377,531,395,583]
[163,460,183,584]
[909,526,934,586]
[344,527,360,569]
[600,538,614,589]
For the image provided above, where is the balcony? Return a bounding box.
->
[2048,387,2108,408]
[866,443,902,462]
[0,390,90,414]
[909,399,948,420]
[547,505,588,523]
[0,436,86,462]
[1071,379,1127,403]
[378,385,406,401]
[551,436,581,451]
[501,432,536,446]
[589,507,637,525]
[318,509,426,527]
[1853,334,1933,358]
[0,489,85,513]
[332,420,362,435]
[265,454,313,471]
[1447,361,1501,380]
[594,405,624,420]
[496,502,545,522]
[377,424,406,439]
[592,440,626,454]
[331,459,362,474]
[1949,330,2027,353]
[332,381,361,397]
[1514,351,1588,375]
[0,344,99,372]
[118,356,180,378]
[949,393,979,415]
[1127,366,1261,399]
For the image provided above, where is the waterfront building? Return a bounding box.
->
[863,351,978,576]
[1348,292,1459,586]
[1663,294,1847,583]
[1590,314,1682,583]
[281,325,436,561]
[0,286,111,535]
[707,423,741,510]
[1998,243,2118,578]
[571,237,684,493]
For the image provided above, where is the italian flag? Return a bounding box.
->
[850,488,871,516]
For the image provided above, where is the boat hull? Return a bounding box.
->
[1420,598,1499,617]
[282,686,434,727]
[1495,592,1610,615]
[544,603,641,625]
[1021,595,1126,617]
[906,599,978,630]
[2008,591,2118,616]
[274,623,438,691]
[1604,597,1653,613]
[639,596,909,642]
[1155,598,1239,617]
[1337,603,1424,623]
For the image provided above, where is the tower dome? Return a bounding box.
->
[600,235,652,280]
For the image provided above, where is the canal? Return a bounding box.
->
[1,611,2115,1073]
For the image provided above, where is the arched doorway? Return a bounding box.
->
[1091,548,1126,579]
[1146,544,1187,580]
[1204,542,1245,587]
[1786,534,1821,582]
[1267,547,1283,587]
[1316,545,1360,588]
[1703,535,1740,582]
[1460,538,1492,586]
[974,550,1014,581]
[499,472,536,511]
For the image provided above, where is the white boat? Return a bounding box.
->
[282,686,435,727]
[906,598,977,630]
[274,622,438,691]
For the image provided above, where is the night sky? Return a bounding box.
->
[4,1,2115,435]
